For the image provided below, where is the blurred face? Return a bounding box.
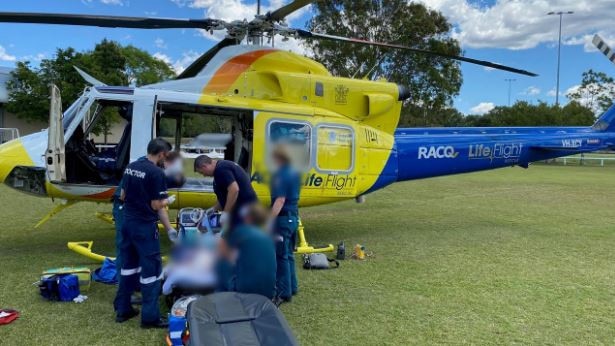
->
[164,155,178,168]
[196,162,216,177]
[273,155,285,167]
[153,151,168,166]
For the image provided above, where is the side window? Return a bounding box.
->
[317,125,354,172]
[268,121,312,170]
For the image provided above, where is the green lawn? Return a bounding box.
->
[2,165,615,345]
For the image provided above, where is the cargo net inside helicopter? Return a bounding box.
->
[66,97,253,187]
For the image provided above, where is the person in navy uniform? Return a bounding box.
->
[217,204,277,299]
[194,155,258,229]
[269,145,302,303]
[112,178,126,280]
[113,138,178,329]
[112,150,184,284]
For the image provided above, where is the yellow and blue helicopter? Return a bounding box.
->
[0,1,612,256]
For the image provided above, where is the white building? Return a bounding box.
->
[0,66,47,140]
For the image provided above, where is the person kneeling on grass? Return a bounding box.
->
[216,204,276,299]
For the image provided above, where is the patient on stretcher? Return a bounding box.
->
[162,209,222,296]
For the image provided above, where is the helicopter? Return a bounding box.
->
[1,0,614,257]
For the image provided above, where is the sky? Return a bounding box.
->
[0,0,614,115]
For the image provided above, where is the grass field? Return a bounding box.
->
[2,165,615,345]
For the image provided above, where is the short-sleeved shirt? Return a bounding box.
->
[270,164,301,214]
[122,157,168,222]
[213,160,257,213]
[226,224,276,299]
[113,155,146,202]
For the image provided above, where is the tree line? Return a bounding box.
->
[6,39,175,138]
[5,1,614,132]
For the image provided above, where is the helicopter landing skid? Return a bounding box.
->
[295,219,334,254]
[95,212,114,225]
[67,241,168,263]
[34,200,78,229]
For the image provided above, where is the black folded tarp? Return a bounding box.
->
[187,292,298,346]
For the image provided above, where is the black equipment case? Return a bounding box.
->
[186,292,298,346]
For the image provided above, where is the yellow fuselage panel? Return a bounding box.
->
[0,139,35,183]
[10,48,402,210]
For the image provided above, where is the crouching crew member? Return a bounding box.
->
[194,155,257,229]
[269,145,302,302]
[114,138,177,329]
[218,204,276,299]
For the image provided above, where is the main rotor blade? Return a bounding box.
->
[177,37,239,79]
[295,29,538,77]
[592,34,615,66]
[267,0,314,22]
[0,12,222,30]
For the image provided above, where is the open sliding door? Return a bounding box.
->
[45,85,66,183]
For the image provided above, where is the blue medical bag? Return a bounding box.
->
[58,274,80,301]
[39,274,80,302]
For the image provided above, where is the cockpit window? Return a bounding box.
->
[62,94,89,130]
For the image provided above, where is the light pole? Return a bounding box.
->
[505,78,516,106]
[547,11,574,106]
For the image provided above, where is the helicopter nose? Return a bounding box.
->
[0,138,34,184]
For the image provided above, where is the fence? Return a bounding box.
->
[544,153,615,167]
[0,128,19,144]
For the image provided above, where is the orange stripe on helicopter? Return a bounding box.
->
[86,187,116,200]
[203,49,275,94]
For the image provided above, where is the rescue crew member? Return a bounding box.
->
[194,155,257,229]
[112,178,125,279]
[113,151,183,282]
[217,204,276,299]
[269,145,302,302]
[114,138,177,329]
[162,151,186,189]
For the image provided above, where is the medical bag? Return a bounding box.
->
[166,295,200,346]
[39,274,80,302]
[0,309,20,325]
[42,266,91,291]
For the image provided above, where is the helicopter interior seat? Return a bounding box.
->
[113,122,132,178]
[86,122,131,182]
[65,126,109,184]
[231,115,252,171]
[87,104,133,183]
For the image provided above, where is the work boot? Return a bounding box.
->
[141,317,169,329]
[115,307,139,323]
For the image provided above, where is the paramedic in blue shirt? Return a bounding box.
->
[269,145,302,302]
[217,204,276,299]
[194,155,258,229]
[113,138,178,329]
